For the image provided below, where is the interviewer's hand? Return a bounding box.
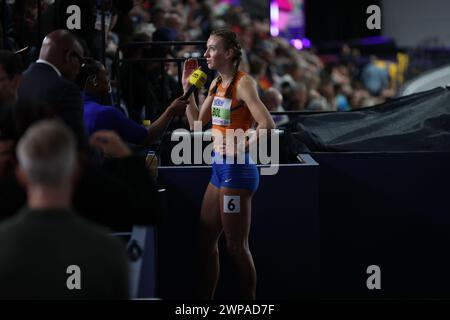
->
[89,130,131,158]
[168,96,189,116]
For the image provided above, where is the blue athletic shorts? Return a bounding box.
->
[210,151,259,193]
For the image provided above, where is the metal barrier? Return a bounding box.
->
[110,188,167,299]
[112,41,207,120]
[111,226,158,299]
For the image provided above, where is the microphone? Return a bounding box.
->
[182,68,208,100]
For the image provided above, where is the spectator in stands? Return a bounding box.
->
[287,61,306,83]
[361,55,390,96]
[129,0,151,25]
[76,59,187,145]
[111,1,135,45]
[150,6,167,30]
[0,119,129,299]
[0,3,18,51]
[335,83,352,112]
[0,50,24,180]
[38,0,101,61]
[249,55,271,91]
[316,74,337,111]
[0,50,23,106]
[287,83,309,111]
[119,32,149,123]
[350,89,367,110]
[255,40,276,87]
[119,32,179,123]
[18,29,86,148]
[12,0,40,50]
[261,87,289,127]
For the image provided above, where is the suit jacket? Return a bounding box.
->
[0,207,129,299]
[18,62,87,148]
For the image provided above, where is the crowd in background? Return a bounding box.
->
[0,0,410,128]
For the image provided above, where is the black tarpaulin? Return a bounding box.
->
[284,87,450,153]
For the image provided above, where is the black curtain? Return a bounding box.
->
[283,87,450,153]
[305,0,381,44]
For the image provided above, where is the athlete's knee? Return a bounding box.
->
[225,238,249,257]
[201,242,219,256]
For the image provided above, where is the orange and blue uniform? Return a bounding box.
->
[211,71,254,135]
[209,71,259,192]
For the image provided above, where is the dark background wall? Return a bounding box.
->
[382,0,450,47]
[305,0,381,44]
[155,152,450,299]
[240,0,269,20]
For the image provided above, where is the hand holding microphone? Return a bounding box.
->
[168,66,207,115]
[182,58,198,89]
[182,66,208,100]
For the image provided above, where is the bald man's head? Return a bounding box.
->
[39,30,84,81]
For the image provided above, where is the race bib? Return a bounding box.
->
[212,96,232,126]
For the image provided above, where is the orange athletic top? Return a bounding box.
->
[211,71,254,136]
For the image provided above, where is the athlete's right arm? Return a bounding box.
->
[182,58,214,130]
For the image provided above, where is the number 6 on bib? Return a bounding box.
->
[224,195,240,213]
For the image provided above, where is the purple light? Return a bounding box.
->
[270,1,279,37]
[357,36,392,46]
[290,39,303,50]
[302,38,311,48]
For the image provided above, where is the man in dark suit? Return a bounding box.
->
[0,120,129,299]
[17,29,86,148]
